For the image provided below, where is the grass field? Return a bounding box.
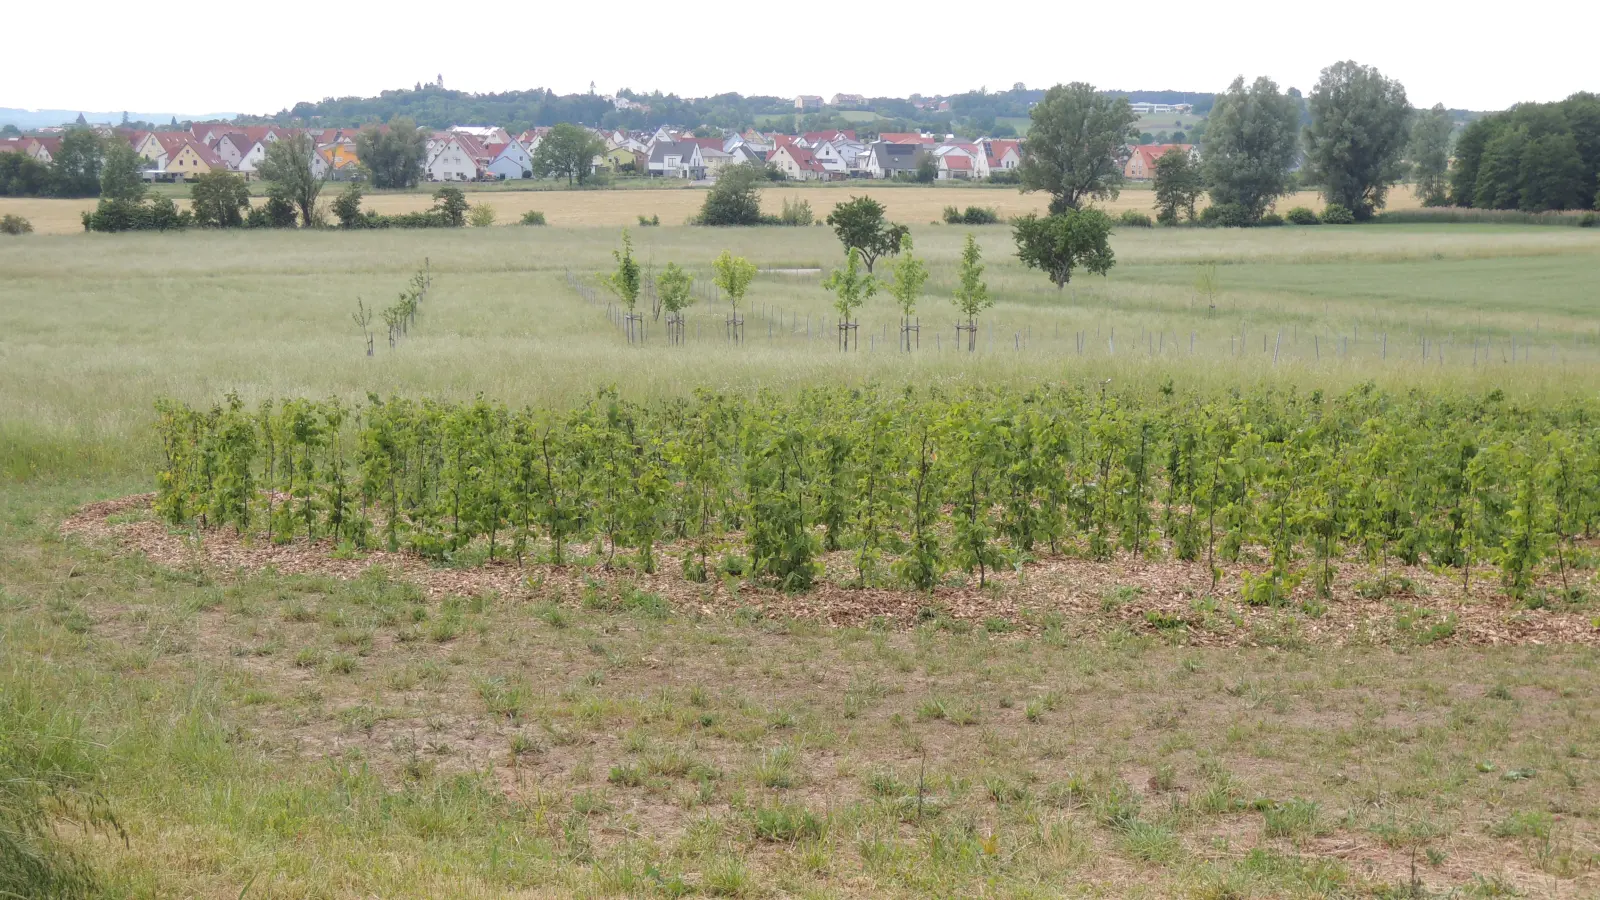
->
[2,219,1598,897]
[0,183,1426,235]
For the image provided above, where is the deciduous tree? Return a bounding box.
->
[1203,76,1301,222]
[50,127,104,198]
[697,163,765,225]
[951,234,990,350]
[1408,103,1453,207]
[1304,60,1412,220]
[712,250,756,315]
[531,123,605,186]
[190,171,251,227]
[1152,149,1203,223]
[1019,82,1137,214]
[258,133,328,227]
[355,118,428,189]
[1012,209,1116,289]
[99,140,146,202]
[824,196,907,272]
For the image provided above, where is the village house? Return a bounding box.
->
[426,133,481,181]
[212,133,254,169]
[766,142,828,181]
[793,95,824,110]
[604,146,639,172]
[1123,144,1196,180]
[980,139,1022,178]
[0,137,59,163]
[165,139,227,178]
[829,93,866,107]
[862,141,919,179]
[646,140,705,179]
[484,139,533,179]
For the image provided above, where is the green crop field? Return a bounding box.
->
[2,221,1598,898]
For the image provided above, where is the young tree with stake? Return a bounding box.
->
[712,250,756,341]
[822,247,877,350]
[952,234,991,351]
[887,235,929,350]
[657,262,694,344]
[601,230,643,342]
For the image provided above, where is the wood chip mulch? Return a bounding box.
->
[61,495,1600,648]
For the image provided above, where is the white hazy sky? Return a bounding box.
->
[6,2,1595,115]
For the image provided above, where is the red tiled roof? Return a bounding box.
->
[877,132,927,144]
[1129,143,1194,172]
[943,155,972,170]
[803,130,856,143]
[782,144,827,173]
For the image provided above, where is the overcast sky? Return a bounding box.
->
[7,2,1594,115]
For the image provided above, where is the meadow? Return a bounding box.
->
[2,219,1598,898]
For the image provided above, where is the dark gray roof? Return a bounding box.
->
[649,140,698,164]
[871,141,919,170]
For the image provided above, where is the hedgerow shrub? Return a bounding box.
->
[1320,203,1356,225]
[1118,210,1153,228]
[1284,207,1320,225]
[943,205,1000,225]
[153,383,1597,601]
[0,214,31,234]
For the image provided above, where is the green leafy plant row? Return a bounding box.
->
[153,383,1600,600]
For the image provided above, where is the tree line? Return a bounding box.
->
[1020,67,1599,224]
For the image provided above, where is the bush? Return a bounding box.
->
[697,163,765,226]
[987,169,1022,185]
[1258,212,1285,226]
[1200,202,1251,228]
[249,196,299,229]
[0,214,31,235]
[520,210,548,226]
[778,196,814,226]
[1284,206,1320,225]
[1319,203,1355,225]
[1580,212,1596,228]
[467,203,496,227]
[634,213,656,227]
[81,196,192,232]
[943,205,1000,225]
[1117,210,1153,228]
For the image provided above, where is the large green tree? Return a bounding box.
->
[98,140,146,202]
[824,196,907,272]
[1018,83,1138,214]
[190,171,251,227]
[257,133,328,227]
[50,127,104,197]
[697,163,765,225]
[1152,149,1203,223]
[1303,61,1412,220]
[531,123,605,185]
[1012,209,1116,289]
[1202,76,1301,222]
[0,153,51,197]
[355,118,428,189]
[1407,103,1453,207]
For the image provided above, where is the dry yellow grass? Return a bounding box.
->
[0,183,1425,234]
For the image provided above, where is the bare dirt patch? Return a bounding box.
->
[63,494,1600,647]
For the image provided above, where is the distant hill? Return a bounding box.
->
[0,108,238,130]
